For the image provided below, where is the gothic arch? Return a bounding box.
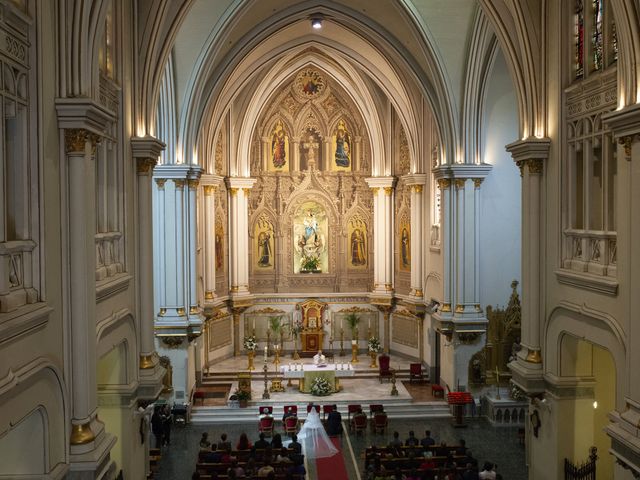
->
[546,303,626,409]
[96,310,138,385]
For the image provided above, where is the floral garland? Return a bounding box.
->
[368,337,381,353]
[309,376,332,396]
[243,335,257,351]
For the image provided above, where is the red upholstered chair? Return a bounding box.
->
[352,413,367,436]
[259,406,273,416]
[431,384,445,398]
[378,354,393,383]
[258,416,274,436]
[306,404,321,414]
[369,404,384,415]
[193,390,206,406]
[284,416,298,436]
[347,404,361,422]
[322,404,335,420]
[373,412,388,434]
[409,363,424,384]
[283,405,298,415]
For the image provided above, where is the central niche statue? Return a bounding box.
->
[293,201,327,273]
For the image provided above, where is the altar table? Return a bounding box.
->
[280,364,355,393]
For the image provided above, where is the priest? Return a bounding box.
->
[313,349,326,366]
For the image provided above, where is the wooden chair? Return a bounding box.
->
[431,384,445,398]
[373,412,388,434]
[351,413,367,435]
[409,363,424,384]
[258,416,274,436]
[193,390,206,405]
[284,415,299,436]
[378,354,393,383]
[347,404,361,422]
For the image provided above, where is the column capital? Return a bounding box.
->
[131,135,166,160]
[365,176,396,189]
[64,128,101,154]
[226,176,257,190]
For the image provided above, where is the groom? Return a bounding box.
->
[313,349,326,366]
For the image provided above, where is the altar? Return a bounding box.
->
[280,364,355,393]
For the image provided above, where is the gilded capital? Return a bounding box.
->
[230,188,238,196]
[155,179,167,189]
[174,179,186,190]
[70,421,95,445]
[383,187,394,196]
[136,158,157,175]
[64,128,89,154]
[203,185,217,196]
[187,179,199,190]
[528,159,544,175]
[437,179,451,189]
[472,178,484,188]
[618,135,636,161]
[412,185,423,193]
[516,160,525,178]
[454,179,466,189]
[371,187,380,195]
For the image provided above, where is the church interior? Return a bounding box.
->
[1,0,640,479]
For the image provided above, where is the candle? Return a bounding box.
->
[341,317,343,329]
[368,317,371,329]
[264,346,268,361]
[253,318,256,330]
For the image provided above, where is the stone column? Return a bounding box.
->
[201,177,223,304]
[323,138,332,171]
[131,137,165,369]
[291,137,300,171]
[261,137,270,171]
[506,139,550,395]
[227,177,256,296]
[187,173,202,327]
[366,177,396,294]
[405,174,427,298]
[437,178,453,314]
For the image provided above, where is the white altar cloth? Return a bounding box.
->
[280,364,355,379]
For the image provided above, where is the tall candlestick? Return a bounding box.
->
[264,345,268,362]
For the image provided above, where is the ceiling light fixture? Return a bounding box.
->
[311,16,323,29]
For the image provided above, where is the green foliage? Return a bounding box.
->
[301,256,320,271]
[310,376,332,396]
[234,388,251,401]
[269,316,283,335]
[345,313,360,333]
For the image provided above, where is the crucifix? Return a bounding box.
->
[303,135,319,169]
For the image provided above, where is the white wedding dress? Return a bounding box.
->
[297,408,339,459]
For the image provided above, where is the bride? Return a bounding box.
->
[297,404,339,459]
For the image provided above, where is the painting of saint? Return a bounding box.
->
[334,119,351,168]
[351,228,366,266]
[293,201,328,274]
[401,227,410,269]
[257,231,272,267]
[215,232,223,270]
[271,120,287,169]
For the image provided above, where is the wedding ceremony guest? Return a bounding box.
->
[218,433,231,451]
[199,432,211,449]
[420,430,436,448]
[326,407,343,436]
[236,432,252,450]
[289,433,302,454]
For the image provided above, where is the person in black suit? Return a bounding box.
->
[326,407,343,436]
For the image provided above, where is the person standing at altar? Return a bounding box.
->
[313,349,326,365]
[326,407,342,436]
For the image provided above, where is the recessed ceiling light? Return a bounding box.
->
[311,16,323,29]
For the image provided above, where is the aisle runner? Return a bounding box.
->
[315,438,350,480]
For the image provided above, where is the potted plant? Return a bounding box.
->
[310,376,332,396]
[345,313,360,343]
[301,255,320,273]
[234,388,251,408]
[243,335,257,370]
[368,337,381,367]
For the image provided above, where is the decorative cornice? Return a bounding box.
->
[603,102,640,138]
[130,136,166,159]
[505,137,551,163]
[432,163,492,180]
[247,307,286,315]
[365,176,396,189]
[337,306,376,313]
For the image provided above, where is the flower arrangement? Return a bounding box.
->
[301,255,320,272]
[290,319,303,337]
[243,335,257,351]
[368,337,381,353]
[309,376,332,396]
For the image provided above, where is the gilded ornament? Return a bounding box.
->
[383,187,394,196]
[136,158,156,174]
[412,185,423,193]
[155,179,167,189]
[64,128,89,154]
[437,179,451,189]
[525,348,542,364]
[70,421,95,445]
[205,291,214,300]
[455,304,465,313]
[371,187,380,195]
[174,179,186,190]
[139,354,155,369]
[528,159,544,174]
[516,160,525,177]
[414,289,424,297]
[619,135,635,161]
[472,178,484,188]
[187,179,199,189]
[441,303,452,313]
[203,185,216,196]
[177,307,186,316]
[230,188,238,197]
[158,308,166,316]
[454,179,466,189]
[189,306,198,315]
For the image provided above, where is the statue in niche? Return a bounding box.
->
[257,231,272,267]
[334,119,351,168]
[293,201,327,273]
[401,227,410,268]
[271,120,287,169]
[350,228,366,266]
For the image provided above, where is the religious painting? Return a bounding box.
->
[332,119,351,170]
[399,219,411,272]
[294,68,325,99]
[269,119,289,171]
[347,216,367,269]
[253,214,275,271]
[293,201,328,274]
[215,219,224,271]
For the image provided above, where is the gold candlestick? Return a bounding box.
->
[247,350,255,370]
[369,350,377,368]
[351,343,359,363]
[292,335,300,360]
[340,328,345,357]
[273,345,281,369]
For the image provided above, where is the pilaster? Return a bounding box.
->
[226,177,256,298]
[201,174,224,305]
[404,174,428,300]
[365,177,396,296]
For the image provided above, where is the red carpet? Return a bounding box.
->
[315,437,350,480]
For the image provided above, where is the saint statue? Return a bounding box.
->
[401,227,410,268]
[334,120,351,168]
[350,228,366,266]
[257,231,272,267]
[271,120,286,168]
[313,350,326,366]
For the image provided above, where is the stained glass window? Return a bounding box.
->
[575,0,585,79]
[592,0,603,71]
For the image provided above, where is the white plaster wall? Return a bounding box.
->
[479,51,521,309]
[157,344,190,403]
[0,409,46,475]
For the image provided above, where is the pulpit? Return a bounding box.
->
[299,299,326,356]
